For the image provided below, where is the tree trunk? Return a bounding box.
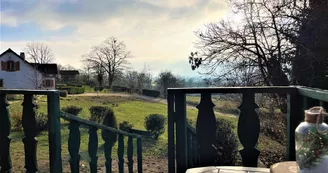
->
[108,75,114,89]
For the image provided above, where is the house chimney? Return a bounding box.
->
[20,52,25,60]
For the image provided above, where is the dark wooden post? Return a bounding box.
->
[68,120,81,173]
[287,91,303,161]
[22,94,38,172]
[196,92,217,167]
[104,138,113,173]
[88,127,98,173]
[117,134,124,173]
[175,92,188,173]
[238,92,260,167]
[0,94,12,172]
[137,138,143,173]
[47,92,63,173]
[167,91,175,173]
[127,136,134,173]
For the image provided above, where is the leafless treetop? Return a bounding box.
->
[25,42,54,64]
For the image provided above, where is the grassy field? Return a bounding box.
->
[7,94,284,172]
[83,85,111,93]
[186,95,241,115]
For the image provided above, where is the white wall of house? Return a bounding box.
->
[0,51,44,89]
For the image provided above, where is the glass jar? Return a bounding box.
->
[295,107,328,173]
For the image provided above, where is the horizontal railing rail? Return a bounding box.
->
[60,111,143,173]
[167,86,326,173]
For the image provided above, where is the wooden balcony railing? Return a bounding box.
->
[167,86,328,173]
[0,89,143,173]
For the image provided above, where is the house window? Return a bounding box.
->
[6,61,15,71]
[0,79,3,87]
[43,79,54,87]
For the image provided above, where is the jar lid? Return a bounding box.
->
[304,106,327,124]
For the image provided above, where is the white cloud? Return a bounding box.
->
[138,0,202,8]
[0,0,229,76]
[0,10,19,27]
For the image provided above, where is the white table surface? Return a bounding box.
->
[186,166,270,173]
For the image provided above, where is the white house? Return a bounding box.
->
[0,48,58,90]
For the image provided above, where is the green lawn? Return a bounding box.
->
[7,95,284,172]
[186,95,240,115]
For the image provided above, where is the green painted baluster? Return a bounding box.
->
[117,134,124,173]
[22,94,38,173]
[302,96,308,110]
[187,131,193,168]
[0,94,12,173]
[167,92,175,173]
[104,138,113,173]
[196,92,216,167]
[68,120,81,173]
[175,92,188,172]
[192,138,198,167]
[137,138,143,173]
[287,93,303,161]
[127,136,133,173]
[47,92,62,173]
[237,92,260,167]
[88,127,98,173]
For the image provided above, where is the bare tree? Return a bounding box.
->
[57,64,76,71]
[189,0,308,87]
[83,37,131,88]
[80,62,94,82]
[25,42,54,64]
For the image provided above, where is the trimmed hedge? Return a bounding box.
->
[59,90,68,97]
[112,86,131,93]
[57,86,85,94]
[62,106,83,116]
[142,89,160,98]
[56,84,67,87]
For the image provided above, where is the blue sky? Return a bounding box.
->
[0,0,228,77]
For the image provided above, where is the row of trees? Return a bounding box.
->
[189,0,328,89]
[22,39,210,98]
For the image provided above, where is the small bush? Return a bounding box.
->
[89,106,112,123]
[62,106,83,116]
[59,90,68,97]
[144,114,166,139]
[119,121,133,132]
[99,87,104,91]
[11,113,23,132]
[36,112,48,133]
[68,84,83,87]
[214,118,238,165]
[101,109,118,146]
[142,89,160,98]
[259,107,286,145]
